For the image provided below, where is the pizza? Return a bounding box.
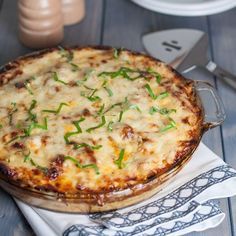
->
[0,46,203,211]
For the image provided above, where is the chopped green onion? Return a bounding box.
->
[144,84,169,100]
[97,104,105,116]
[104,97,128,114]
[104,86,113,97]
[99,67,142,81]
[64,155,100,174]
[73,143,102,150]
[86,116,106,133]
[23,117,48,137]
[147,68,162,84]
[23,150,48,174]
[58,46,73,62]
[107,121,114,131]
[64,117,85,144]
[81,87,101,102]
[9,102,18,125]
[82,69,94,82]
[113,48,119,59]
[156,91,169,99]
[149,106,176,115]
[24,81,34,95]
[70,62,79,72]
[129,104,142,113]
[114,149,125,169]
[118,111,124,122]
[52,71,68,85]
[26,99,37,122]
[23,150,31,162]
[160,117,176,132]
[42,102,69,114]
[144,84,156,100]
[0,124,2,129]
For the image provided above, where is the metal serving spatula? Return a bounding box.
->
[142,29,236,89]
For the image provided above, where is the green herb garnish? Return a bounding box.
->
[107,121,114,131]
[73,143,102,150]
[149,106,176,115]
[52,71,68,85]
[0,124,2,129]
[86,116,106,133]
[144,84,169,100]
[9,102,18,125]
[26,99,37,122]
[114,149,125,169]
[70,62,79,72]
[64,155,100,174]
[118,111,124,122]
[23,117,48,137]
[160,117,176,132]
[97,104,105,116]
[24,81,34,95]
[42,102,69,114]
[104,87,113,97]
[147,68,162,84]
[99,67,143,81]
[64,117,85,144]
[23,150,48,174]
[156,91,169,99]
[113,48,119,59]
[129,104,142,113]
[58,46,73,62]
[81,88,101,102]
[144,84,157,100]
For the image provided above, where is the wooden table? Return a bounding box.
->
[0,0,235,235]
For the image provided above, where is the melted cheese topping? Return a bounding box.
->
[0,47,202,193]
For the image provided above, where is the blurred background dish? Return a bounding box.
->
[131,0,236,16]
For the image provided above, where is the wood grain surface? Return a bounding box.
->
[0,0,235,235]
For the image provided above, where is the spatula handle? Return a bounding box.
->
[205,61,236,90]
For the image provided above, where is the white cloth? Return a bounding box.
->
[15,143,236,236]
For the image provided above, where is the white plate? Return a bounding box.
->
[131,0,236,16]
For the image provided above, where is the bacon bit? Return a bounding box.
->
[11,142,24,149]
[68,81,77,87]
[182,117,190,125]
[41,135,50,146]
[54,86,61,92]
[15,81,25,89]
[62,116,71,120]
[82,108,91,117]
[47,167,60,180]
[121,125,134,139]
[101,59,107,64]
[84,147,96,163]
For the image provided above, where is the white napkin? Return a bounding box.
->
[15,143,236,236]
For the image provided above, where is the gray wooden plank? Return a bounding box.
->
[208,7,236,236]
[0,0,104,235]
[102,1,232,235]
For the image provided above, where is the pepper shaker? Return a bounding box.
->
[18,0,64,49]
[61,0,85,26]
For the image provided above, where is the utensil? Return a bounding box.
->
[142,29,236,89]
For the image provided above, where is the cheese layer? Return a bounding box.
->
[0,47,203,194]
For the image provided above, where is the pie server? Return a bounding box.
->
[142,29,236,89]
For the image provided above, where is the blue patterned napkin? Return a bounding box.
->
[15,143,236,236]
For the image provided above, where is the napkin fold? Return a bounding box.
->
[15,143,236,236]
